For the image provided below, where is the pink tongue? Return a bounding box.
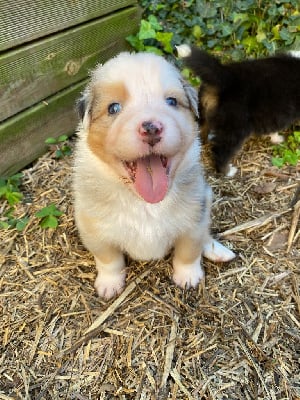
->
[134,155,168,203]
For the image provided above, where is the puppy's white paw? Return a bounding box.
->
[203,239,235,262]
[226,164,237,177]
[269,132,284,144]
[173,256,204,289]
[94,270,126,300]
[176,44,192,58]
[94,255,126,300]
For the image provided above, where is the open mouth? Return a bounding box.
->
[123,154,170,204]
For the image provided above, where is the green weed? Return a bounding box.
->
[272,131,300,167]
[45,135,72,159]
[0,173,30,230]
[35,204,63,229]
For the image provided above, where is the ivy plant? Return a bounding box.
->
[136,0,299,59]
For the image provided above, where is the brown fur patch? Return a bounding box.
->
[87,82,129,165]
[199,85,218,142]
[201,85,218,112]
[174,234,203,264]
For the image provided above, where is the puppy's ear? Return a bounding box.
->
[76,91,90,121]
[181,78,199,118]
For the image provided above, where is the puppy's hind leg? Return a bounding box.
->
[203,238,235,262]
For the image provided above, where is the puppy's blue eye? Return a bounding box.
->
[166,97,177,107]
[108,102,122,115]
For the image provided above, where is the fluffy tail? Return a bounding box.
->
[176,44,229,88]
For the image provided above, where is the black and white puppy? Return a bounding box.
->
[177,44,300,176]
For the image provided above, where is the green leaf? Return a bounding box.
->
[55,149,63,158]
[138,20,157,40]
[35,204,63,218]
[40,215,59,229]
[148,15,162,31]
[126,34,143,51]
[156,32,173,53]
[293,131,300,142]
[284,151,298,166]
[232,13,249,24]
[279,27,293,42]
[61,145,72,156]
[0,221,10,229]
[192,25,203,39]
[45,137,57,144]
[271,25,281,40]
[0,186,8,196]
[57,134,68,142]
[220,24,233,37]
[16,217,29,231]
[256,31,267,43]
[6,191,23,206]
[144,45,163,55]
[272,157,284,168]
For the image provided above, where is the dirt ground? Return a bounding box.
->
[0,135,299,400]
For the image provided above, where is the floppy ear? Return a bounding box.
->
[76,90,90,121]
[76,96,86,121]
[181,78,199,118]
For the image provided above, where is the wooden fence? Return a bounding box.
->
[0,0,140,176]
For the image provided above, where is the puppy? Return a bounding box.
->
[73,51,235,300]
[177,44,300,176]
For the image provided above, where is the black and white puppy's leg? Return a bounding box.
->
[269,132,284,144]
[211,130,248,177]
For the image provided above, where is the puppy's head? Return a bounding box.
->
[77,52,199,203]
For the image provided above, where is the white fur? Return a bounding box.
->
[173,255,204,288]
[73,52,235,299]
[288,50,300,59]
[269,132,284,144]
[94,254,126,299]
[203,239,236,262]
[226,164,238,178]
[176,44,192,58]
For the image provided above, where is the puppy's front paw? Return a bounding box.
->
[94,254,126,300]
[269,132,284,144]
[203,239,235,262]
[94,270,126,300]
[173,256,204,289]
[226,164,238,177]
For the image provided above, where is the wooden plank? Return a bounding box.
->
[0,80,87,177]
[0,0,138,51]
[0,6,140,121]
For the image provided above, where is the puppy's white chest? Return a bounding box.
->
[99,197,179,260]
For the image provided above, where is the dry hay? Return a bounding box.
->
[0,135,299,400]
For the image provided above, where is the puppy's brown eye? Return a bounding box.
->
[166,97,177,107]
[108,102,122,115]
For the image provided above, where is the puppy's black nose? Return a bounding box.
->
[139,120,163,147]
